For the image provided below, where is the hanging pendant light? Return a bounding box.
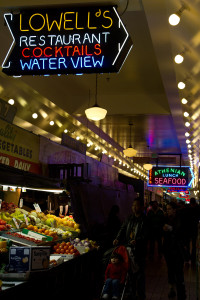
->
[85,74,107,121]
[143,146,153,170]
[123,123,137,157]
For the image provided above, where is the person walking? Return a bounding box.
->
[162,201,187,300]
[104,205,122,250]
[186,198,200,264]
[113,198,148,300]
[147,200,164,259]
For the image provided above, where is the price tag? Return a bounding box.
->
[12,218,19,229]
[23,214,29,226]
[19,198,23,208]
[33,203,41,213]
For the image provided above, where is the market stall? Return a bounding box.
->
[0,182,100,297]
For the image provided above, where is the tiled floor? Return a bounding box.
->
[145,256,198,300]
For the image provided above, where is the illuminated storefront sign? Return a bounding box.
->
[2,6,133,76]
[166,187,189,193]
[148,166,194,188]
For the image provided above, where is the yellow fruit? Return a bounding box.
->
[75,228,81,234]
[74,223,79,229]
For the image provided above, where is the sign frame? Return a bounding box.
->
[147,165,194,188]
[2,5,133,76]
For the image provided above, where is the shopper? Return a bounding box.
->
[113,197,148,300]
[162,201,187,300]
[104,205,122,250]
[102,252,126,300]
[147,200,164,259]
[186,198,200,263]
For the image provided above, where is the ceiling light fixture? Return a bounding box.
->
[181,98,188,104]
[185,122,190,127]
[183,112,189,117]
[64,129,68,133]
[168,3,189,26]
[123,123,137,157]
[174,54,184,64]
[8,98,15,105]
[185,132,190,137]
[49,121,54,126]
[85,75,107,121]
[178,81,185,89]
[143,145,153,170]
[32,113,38,119]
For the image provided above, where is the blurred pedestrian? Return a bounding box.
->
[105,205,122,250]
[147,200,164,259]
[113,198,148,300]
[162,202,187,300]
[186,198,200,263]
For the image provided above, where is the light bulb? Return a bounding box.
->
[32,113,38,119]
[174,54,184,64]
[49,121,54,126]
[186,139,190,144]
[64,129,68,133]
[181,98,188,104]
[8,98,15,105]
[178,82,185,89]
[185,122,190,127]
[169,13,180,26]
[184,112,189,117]
[185,132,190,137]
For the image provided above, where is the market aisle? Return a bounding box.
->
[145,257,197,300]
[93,253,198,300]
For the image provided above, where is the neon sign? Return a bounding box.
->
[2,6,133,76]
[147,166,194,188]
[166,187,189,193]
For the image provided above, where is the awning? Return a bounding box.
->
[0,163,61,189]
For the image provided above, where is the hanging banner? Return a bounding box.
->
[148,166,194,188]
[2,5,133,76]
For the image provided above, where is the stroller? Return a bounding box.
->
[100,245,130,300]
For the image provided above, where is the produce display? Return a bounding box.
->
[0,205,81,239]
[52,241,80,256]
[0,199,99,282]
[0,238,8,253]
[6,231,42,244]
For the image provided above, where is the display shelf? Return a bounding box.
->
[0,233,38,247]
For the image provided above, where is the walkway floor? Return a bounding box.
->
[145,256,197,300]
[94,253,198,300]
